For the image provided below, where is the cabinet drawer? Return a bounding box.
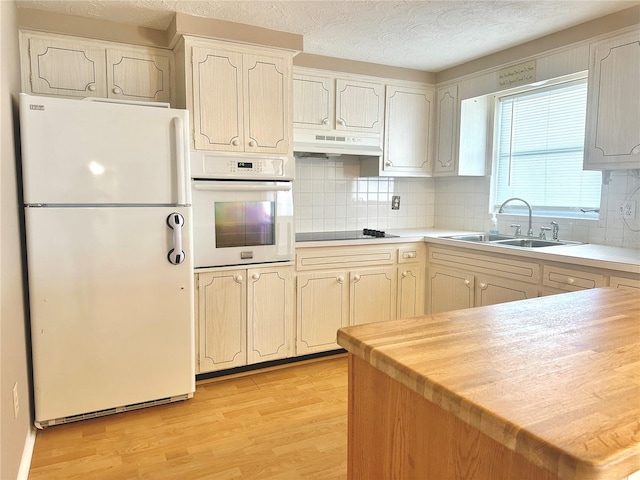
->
[398,244,425,264]
[429,246,539,284]
[297,246,395,271]
[609,275,640,290]
[542,265,605,291]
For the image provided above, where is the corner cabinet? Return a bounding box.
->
[584,30,640,170]
[20,31,172,103]
[381,84,434,177]
[196,264,294,374]
[178,37,293,155]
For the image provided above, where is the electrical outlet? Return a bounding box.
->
[391,195,400,210]
[619,200,637,219]
[12,382,19,419]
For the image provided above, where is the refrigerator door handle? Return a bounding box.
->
[167,213,186,265]
[172,117,187,205]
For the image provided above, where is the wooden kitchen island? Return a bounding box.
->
[337,287,640,480]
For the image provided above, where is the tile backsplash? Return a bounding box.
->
[294,156,435,232]
[294,156,640,249]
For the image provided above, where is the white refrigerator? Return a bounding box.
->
[19,94,195,428]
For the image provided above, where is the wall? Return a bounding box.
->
[294,156,435,232]
[1,1,33,478]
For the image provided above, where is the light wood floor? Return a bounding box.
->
[29,355,348,479]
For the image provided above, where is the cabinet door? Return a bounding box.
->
[383,85,434,176]
[297,271,349,355]
[585,31,640,170]
[247,266,294,364]
[198,270,246,373]
[428,267,473,314]
[397,264,425,319]
[106,48,171,103]
[293,73,333,130]
[433,85,458,175]
[475,275,538,307]
[191,46,244,152]
[244,53,291,154]
[26,36,106,98]
[350,267,397,326]
[335,79,384,134]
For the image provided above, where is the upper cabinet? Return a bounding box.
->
[433,85,489,177]
[584,30,640,170]
[381,84,434,177]
[179,37,293,155]
[20,31,172,103]
[293,71,384,134]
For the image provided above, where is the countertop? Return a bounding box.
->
[337,287,640,480]
[295,228,640,274]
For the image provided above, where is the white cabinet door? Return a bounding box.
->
[383,85,434,177]
[297,271,349,354]
[397,264,425,319]
[191,46,244,152]
[198,270,247,372]
[247,266,294,363]
[427,267,474,314]
[293,73,333,130]
[350,267,397,326]
[434,85,458,175]
[584,31,640,170]
[475,275,538,307]
[335,78,384,134]
[26,36,106,98]
[106,48,171,103]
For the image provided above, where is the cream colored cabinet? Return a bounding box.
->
[433,85,488,177]
[350,267,397,326]
[296,270,349,354]
[183,38,292,154]
[609,275,640,289]
[397,245,426,318]
[584,30,640,170]
[541,264,606,295]
[197,264,294,374]
[20,31,172,102]
[293,70,384,134]
[428,267,474,314]
[293,72,333,130]
[380,84,434,177]
[427,246,540,313]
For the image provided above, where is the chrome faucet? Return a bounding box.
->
[498,197,534,236]
[551,221,559,241]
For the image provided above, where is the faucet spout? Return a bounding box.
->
[498,197,534,236]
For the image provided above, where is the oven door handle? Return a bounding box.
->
[192,182,292,192]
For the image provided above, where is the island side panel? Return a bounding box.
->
[347,353,558,480]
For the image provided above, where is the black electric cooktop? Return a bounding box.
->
[295,229,399,242]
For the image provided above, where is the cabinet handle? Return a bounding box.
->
[248,140,257,147]
[322,118,329,125]
[232,139,239,146]
[353,274,361,282]
[464,279,470,286]
[337,118,345,126]
[337,276,344,284]
[401,271,408,278]
[235,275,243,283]
[112,87,122,95]
[385,161,393,167]
[567,277,575,285]
[479,282,488,290]
[87,84,96,92]
[252,273,260,281]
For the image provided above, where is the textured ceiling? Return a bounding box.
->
[15,0,640,71]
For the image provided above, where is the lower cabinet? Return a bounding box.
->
[428,267,474,313]
[475,274,538,306]
[196,264,294,374]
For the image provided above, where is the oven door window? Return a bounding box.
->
[214,201,275,248]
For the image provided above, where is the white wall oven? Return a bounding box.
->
[190,152,294,268]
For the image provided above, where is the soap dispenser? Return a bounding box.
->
[490,212,499,234]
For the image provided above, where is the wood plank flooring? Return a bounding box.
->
[29,355,348,479]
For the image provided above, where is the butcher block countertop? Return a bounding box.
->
[337,288,640,480]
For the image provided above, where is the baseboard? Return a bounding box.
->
[16,427,36,480]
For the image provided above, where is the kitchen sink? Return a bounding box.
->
[443,234,582,248]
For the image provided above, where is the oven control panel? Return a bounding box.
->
[190,151,294,180]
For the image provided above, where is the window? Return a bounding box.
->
[493,76,601,217]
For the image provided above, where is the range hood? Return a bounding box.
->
[293,131,382,157]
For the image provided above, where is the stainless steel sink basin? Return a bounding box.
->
[443,234,582,248]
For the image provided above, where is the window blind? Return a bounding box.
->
[494,79,601,214]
